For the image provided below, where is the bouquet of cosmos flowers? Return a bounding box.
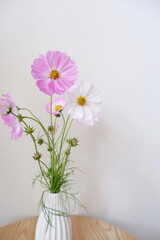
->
[0,51,101,222]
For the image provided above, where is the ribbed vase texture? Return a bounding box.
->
[35,192,72,240]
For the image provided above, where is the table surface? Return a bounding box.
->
[0,215,137,240]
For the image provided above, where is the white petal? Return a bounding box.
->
[79,80,92,97]
[69,105,84,120]
[86,84,102,104]
[87,93,102,104]
[87,103,100,115]
[83,106,93,121]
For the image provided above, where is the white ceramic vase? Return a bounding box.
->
[35,192,72,240]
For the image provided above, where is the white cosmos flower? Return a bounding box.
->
[65,79,101,126]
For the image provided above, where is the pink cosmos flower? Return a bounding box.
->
[31,51,78,96]
[45,97,67,115]
[65,79,101,126]
[0,94,23,140]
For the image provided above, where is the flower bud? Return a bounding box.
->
[17,114,23,122]
[55,113,61,117]
[67,138,78,147]
[65,147,71,156]
[33,152,41,160]
[48,124,59,135]
[48,146,53,152]
[48,125,54,133]
[37,138,44,145]
[71,138,78,146]
[24,126,34,135]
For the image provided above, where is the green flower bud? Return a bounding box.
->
[33,152,41,160]
[24,125,34,135]
[55,113,61,117]
[67,138,78,147]
[48,125,54,133]
[48,147,53,152]
[37,138,44,145]
[71,138,78,146]
[17,114,23,122]
[65,147,71,156]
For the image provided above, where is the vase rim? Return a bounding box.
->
[46,191,64,203]
[48,191,62,195]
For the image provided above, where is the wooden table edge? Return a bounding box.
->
[0,215,137,240]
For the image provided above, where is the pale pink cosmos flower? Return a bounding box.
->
[31,51,78,96]
[0,94,23,140]
[45,97,67,115]
[65,79,101,126]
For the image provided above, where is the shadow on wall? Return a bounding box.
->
[78,117,142,219]
[79,119,111,219]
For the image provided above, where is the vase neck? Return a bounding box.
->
[46,192,63,206]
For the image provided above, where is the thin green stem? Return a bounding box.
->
[50,96,55,192]
[11,112,50,189]
[30,132,50,189]
[18,108,53,175]
[63,119,73,143]
[59,114,70,157]
[51,113,69,193]
[50,96,54,142]
[56,149,70,192]
[19,108,52,143]
[55,112,66,145]
[39,160,50,170]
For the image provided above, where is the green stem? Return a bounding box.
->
[50,96,55,192]
[55,113,66,145]
[11,112,50,189]
[39,159,50,170]
[56,150,70,192]
[26,123,50,189]
[63,119,73,143]
[58,114,70,161]
[30,132,50,189]
[50,96,54,142]
[51,113,69,193]
[18,108,53,175]
[19,108,52,143]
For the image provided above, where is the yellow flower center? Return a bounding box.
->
[50,70,59,79]
[55,105,62,111]
[77,96,86,106]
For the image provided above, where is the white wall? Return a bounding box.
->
[0,0,160,239]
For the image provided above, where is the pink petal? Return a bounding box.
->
[56,79,70,91]
[2,114,14,126]
[10,120,23,140]
[32,58,49,75]
[48,80,56,92]
[56,53,71,72]
[59,62,76,73]
[46,51,60,69]
[36,80,54,96]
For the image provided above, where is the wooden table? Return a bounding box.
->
[0,216,137,240]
